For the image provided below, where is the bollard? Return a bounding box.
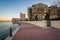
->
[10,27,12,37]
[47,20,51,27]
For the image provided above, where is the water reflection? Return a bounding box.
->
[0,22,19,40]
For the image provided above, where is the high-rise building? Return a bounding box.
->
[20,13,26,21]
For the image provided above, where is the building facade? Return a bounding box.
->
[49,6,60,19]
[20,13,26,21]
[57,7,60,18]
[12,18,20,24]
[28,3,48,21]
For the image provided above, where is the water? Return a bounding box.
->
[0,22,19,40]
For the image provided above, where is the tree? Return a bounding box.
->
[45,13,50,20]
[35,15,38,21]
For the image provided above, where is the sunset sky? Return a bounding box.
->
[0,0,57,21]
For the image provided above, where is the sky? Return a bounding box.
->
[0,0,57,20]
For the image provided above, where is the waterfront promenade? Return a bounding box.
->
[12,22,60,40]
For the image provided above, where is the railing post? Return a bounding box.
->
[10,27,12,37]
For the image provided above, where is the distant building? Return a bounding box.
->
[28,3,48,21]
[20,13,26,21]
[12,18,20,24]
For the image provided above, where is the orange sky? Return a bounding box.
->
[0,17,12,21]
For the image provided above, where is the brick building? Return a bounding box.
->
[28,3,48,21]
[49,6,60,19]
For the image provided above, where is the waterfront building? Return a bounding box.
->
[28,7,32,21]
[12,18,20,24]
[49,6,58,19]
[49,6,60,19]
[20,13,26,21]
[28,3,48,21]
[57,7,60,18]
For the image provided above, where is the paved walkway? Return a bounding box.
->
[12,23,60,40]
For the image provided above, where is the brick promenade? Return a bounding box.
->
[12,23,60,40]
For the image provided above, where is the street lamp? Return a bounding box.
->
[47,10,51,27]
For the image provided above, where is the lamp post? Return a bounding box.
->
[47,10,51,27]
[44,10,51,27]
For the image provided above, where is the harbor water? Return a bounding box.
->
[0,22,19,40]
